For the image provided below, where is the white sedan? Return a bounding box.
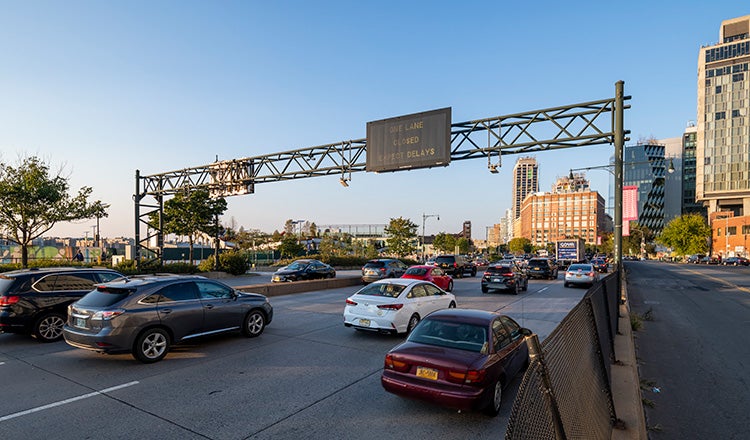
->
[343,278,456,335]
[563,263,600,287]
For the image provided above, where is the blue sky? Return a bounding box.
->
[1,1,747,239]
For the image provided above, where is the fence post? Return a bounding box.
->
[527,334,567,440]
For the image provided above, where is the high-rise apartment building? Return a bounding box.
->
[512,157,539,220]
[697,15,750,219]
[519,181,606,247]
[681,124,705,216]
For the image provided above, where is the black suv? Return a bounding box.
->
[526,258,559,280]
[481,262,528,294]
[435,254,477,278]
[0,267,124,342]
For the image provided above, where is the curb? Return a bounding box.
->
[610,271,648,440]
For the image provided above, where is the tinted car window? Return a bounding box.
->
[568,264,592,271]
[196,281,233,299]
[528,259,549,268]
[408,319,486,353]
[486,266,513,274]
[364,261,386,269]
[52,273,98,291]
[158,282,198,302]
[0,277,19,295]
[77,287,133,307]
[435,256,455,264]
[501,316,521,340]
[431,267,445,276]
[98,272,124,283]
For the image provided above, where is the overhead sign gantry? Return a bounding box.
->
[135,82,630,268]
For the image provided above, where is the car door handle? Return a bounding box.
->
[161,309,172,314]
[204,304,214,309]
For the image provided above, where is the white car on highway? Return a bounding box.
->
[343,278,456,335]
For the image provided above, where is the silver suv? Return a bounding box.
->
[361,259,408,283]
[63,274,273,363]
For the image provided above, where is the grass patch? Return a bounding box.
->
[630,313,643,331]
[642,398,656,408]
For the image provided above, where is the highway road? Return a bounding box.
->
[626,261,750,439]
[0,272,588,440]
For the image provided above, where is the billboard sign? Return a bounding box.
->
[366,107,451,172]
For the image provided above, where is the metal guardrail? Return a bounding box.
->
[505,271,620,439]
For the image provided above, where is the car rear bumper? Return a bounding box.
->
[381,373,485,411]
[62,325,132,354]
[343,312,401,334]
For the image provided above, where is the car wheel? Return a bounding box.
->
[471,268,477,277]
[406,314,420,334]
[564,281,569,288]
[513,282,520,295]
[481,285,489,293]
[33,313,66,342]
[483,378,503,416]
[133,328,170,363]
[455,270,462,279]
[447,280,454,292]
[448,301,456,308]
[242,310,266,337]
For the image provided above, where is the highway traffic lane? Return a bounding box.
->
[0,276,586,440]
[626,261,750,439]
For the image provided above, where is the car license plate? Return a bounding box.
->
[533,267,540,270]
[492,278,501,282]
[359,318,370,327]
[74,317,87,328]
[416,367,438,380]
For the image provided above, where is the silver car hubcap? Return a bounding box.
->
[247,313,264,334]
[142,333,167,359]
[39,316,65,340]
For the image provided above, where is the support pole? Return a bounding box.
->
[614,81,625,292]
[134,170,141,270]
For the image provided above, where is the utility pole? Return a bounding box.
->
[422,213,439,262]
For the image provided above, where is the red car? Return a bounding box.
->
[381,309,532,416]
[401,265,453,292]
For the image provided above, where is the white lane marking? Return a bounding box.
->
[0,362,5,366]
[0,381,139,422]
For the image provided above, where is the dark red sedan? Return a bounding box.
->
[401,265,453,292]
[381,309,531,416]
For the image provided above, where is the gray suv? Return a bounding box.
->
[63,274,273,363]
[361,259,408,283]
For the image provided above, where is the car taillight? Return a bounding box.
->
[447,369,486,384]
[586,272,595,277]
[379,268,386,273]
[377,304,404,310]
[345,298,357,306]
[0,295,20,306]
[384,354,410,372]
[91,309,125,321]
[453,263,458,268]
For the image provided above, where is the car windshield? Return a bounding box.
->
[286,262,310,271]
[356,283,406,298]
[404,267,428,276]
[435,256,454,264]
[408,319,488,353]
[363,261,386,269]
[486,266,512,274]
[528,260,548,267]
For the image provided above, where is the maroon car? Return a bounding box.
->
[381,309,531,416]
[401,265,453,292]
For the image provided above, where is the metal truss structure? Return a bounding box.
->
[135,83,630,266]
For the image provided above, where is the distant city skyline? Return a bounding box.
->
[1,2,746,240]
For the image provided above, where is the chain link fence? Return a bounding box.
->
[506,271,620,439]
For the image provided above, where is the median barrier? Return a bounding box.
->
[235,276,362,297]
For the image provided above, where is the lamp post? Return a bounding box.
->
[421,213,439,263]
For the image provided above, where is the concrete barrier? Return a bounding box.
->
[235,276,363,297]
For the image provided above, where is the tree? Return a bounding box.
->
[385,217,418,258]
[432,232,456,254]
[623,222,655,256]
[278,233,303,258]
[456,237,471,254]
[508,237,531,255]
[149,189,227,265]
[0,156,104,267]
[657,214,711,256]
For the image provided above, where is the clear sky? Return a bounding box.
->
[1,1,747,240]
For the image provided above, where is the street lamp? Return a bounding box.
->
[421,213,439,262]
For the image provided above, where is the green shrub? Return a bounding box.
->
[220,252,249,275]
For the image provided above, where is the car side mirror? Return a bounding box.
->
[521,328,533,337]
